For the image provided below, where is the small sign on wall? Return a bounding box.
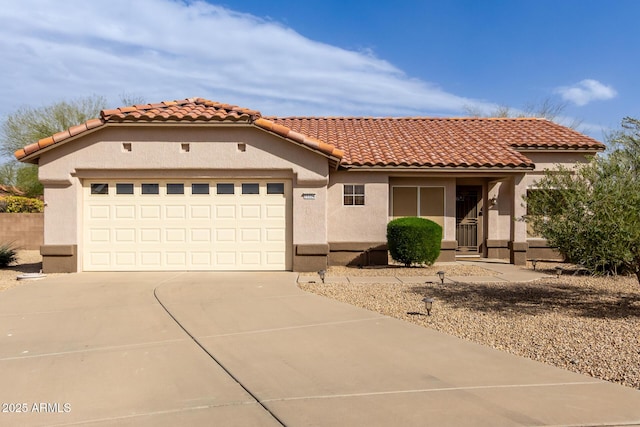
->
[302,193,316,200]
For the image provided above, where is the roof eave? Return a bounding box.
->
[339,164,535,171]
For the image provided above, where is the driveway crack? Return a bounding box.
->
[153,285,286,427]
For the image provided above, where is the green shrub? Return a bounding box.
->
[387,217,442,267]
[0,196,44,213]
[0,242,18,267]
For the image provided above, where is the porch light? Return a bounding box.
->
[422,297,434,316]
[555,266,563,278]
[531,259,538,271]
[489,196,498,207]
[437,271,445,284]
[318,269,326,283]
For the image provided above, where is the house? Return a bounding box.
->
[15,98,604,273]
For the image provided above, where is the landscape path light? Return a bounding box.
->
[531,259,538,271]
[422,297,434,316]
[318,269,326,283]
[555,266,563,278]
[437,271,445,284]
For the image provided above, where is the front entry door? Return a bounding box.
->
[456,187,480,253]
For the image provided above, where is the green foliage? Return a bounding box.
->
[525,116,640,284]
[387,217,442,267]
[0,162,18,186]
[15,165,43,197]
[1,95,106,158]
[0,196,44,213]
[0,242,18,268]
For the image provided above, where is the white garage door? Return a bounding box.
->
[83,180,291,271]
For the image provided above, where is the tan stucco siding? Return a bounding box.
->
[38,126,328,182]
[327,172,389,243]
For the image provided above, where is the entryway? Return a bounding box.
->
[456,186,481,254]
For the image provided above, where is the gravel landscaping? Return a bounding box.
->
[299,262,640,390]
[0,250,59,292]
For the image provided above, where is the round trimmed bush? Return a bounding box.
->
[387,217,442,267]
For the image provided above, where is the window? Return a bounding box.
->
[242,183,259,194]
[267,183,285,194]
[141,183,159,195]
[167,183,184,194]
[91,183,108,195]
[216,183,234,195]
[192,183,209,195]
[343,184,365,205]
[116,183,134,195]
[391,186,445,228]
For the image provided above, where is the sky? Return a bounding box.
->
[0,0,637,144]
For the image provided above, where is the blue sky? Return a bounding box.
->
[0,0,637,143]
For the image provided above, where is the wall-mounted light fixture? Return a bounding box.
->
[489,196,498,207]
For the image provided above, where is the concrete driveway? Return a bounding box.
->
[1,272,639,426]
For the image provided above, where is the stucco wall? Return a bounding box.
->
[327,171,389,243]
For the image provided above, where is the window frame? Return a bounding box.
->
[241,183,260,195]
[166,183,185,195]
[191,183,210,195]
[141,183,160,195]
[90,183,109,195]
[115,183,134,195]
[343,184,365,206]
[216,183,235,195]
[267,182,285,195]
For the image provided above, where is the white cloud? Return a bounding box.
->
[555,79,617,106]
[0,0,494,118]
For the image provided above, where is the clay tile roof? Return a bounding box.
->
[15,98,264,161]
[15,98,603,169]
[268,117,605,168]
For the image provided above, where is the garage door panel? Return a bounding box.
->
[141,228,162,242]
[241,252,261,265]
[166,252,187,265]
[90,252,111,266]
[115,228,136,242]
[191,252,212,265]
[90,229,110,242]
[90,205,110,219]
[141,252,162,266]
[165,228,186,242]
[266,252,285,265]
[265,228,286,242]
[190,205,211,219]
[215,205,236,218]
[165,205,186,219]
[215,228,236,242]
[84,180,290,271]
[115,252,136,266]
[191,228,212,242]
[115,205,136,219]
[140,205,161,219]
[240,205,261,218]
[266,205,286,219]
[241,228,261,242]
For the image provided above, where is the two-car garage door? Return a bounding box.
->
[83,180,291,271]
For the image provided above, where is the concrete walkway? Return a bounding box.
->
[1,272,639,426]
[298,259,554,285]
